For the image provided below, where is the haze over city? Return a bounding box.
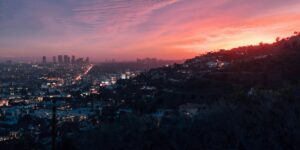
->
[1,0,300,60]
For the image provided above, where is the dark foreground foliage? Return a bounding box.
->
[60,84,300,150]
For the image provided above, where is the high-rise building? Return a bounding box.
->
[77,58,84,64]
[71,56,75,64]
[85,57,90,63]
[58,55,63,64]
[64,55,70,64]
[42,56,47,64]
[53,56,57,64]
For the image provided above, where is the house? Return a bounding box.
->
[179,103,208,117]
[0,99,9,107]
[207,61,218,68]
[0,107,21,125]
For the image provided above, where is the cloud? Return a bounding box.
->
[69,0,180,32]
[0,0,300,60]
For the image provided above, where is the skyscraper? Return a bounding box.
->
[58,55,63,64]
[64,55,70,64]
[72,56,75,64]
[42,56,47,64]
[85,57,90,63]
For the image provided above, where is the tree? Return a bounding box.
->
[276,37,281,42]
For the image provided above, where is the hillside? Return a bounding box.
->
[108,33,300,111]
[48,33,300,150]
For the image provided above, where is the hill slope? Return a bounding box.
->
[63,33,300,150]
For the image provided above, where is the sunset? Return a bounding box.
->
[1,0,300,150]
[1,0,300,60]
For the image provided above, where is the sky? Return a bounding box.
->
[0,0,300,61]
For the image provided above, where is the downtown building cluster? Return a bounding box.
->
[42,55,89,64]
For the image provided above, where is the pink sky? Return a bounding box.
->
[0,0,300,61]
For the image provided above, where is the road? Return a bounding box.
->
[75,64,94,81]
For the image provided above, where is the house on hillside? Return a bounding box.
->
[0,99,9,107]
[179,103,209,117]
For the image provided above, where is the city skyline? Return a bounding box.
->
[1,0,300,60]
[0,55,179,63]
